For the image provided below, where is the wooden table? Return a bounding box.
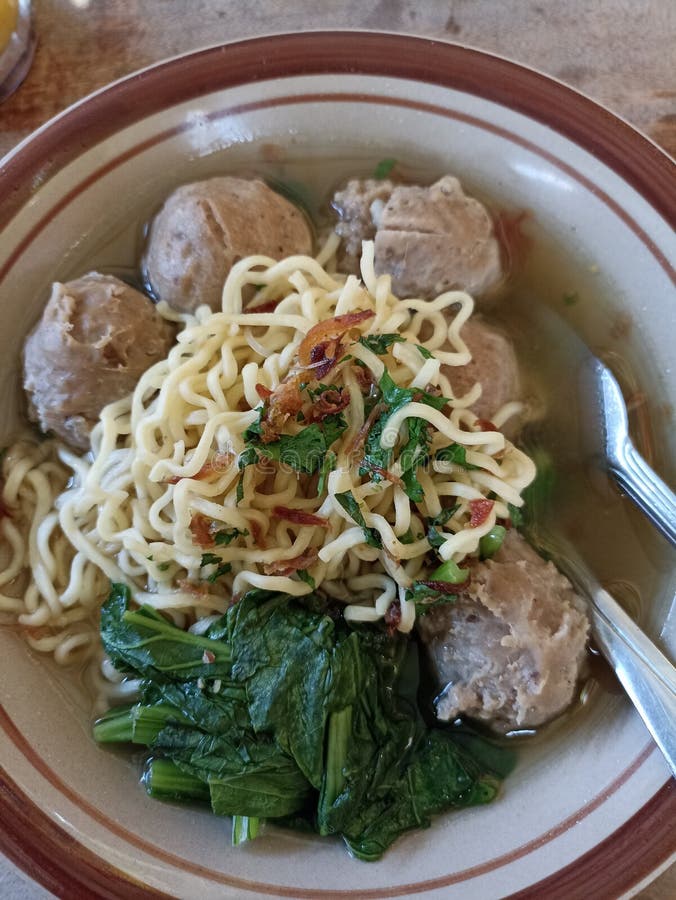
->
[0,1,674,898]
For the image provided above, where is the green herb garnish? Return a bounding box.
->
[214,527,248,547]
[335,490,382,548]
[427,505,459,527]
[358,333,405,355]
[297,570,316,589]
[373,157,397,179]
[435,443,478,470]
[317,451,337,497]
[361,370,449,502]
[244,413,347,475]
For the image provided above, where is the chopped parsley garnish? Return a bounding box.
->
[244,412,347,475]
[307,382,342,401]
[200,553,222,567]
[416,344,435,360]
[358,333,405,355]
[398,417,432,503]
[199,553,232,583]
[235,448,258,505]
[361,371,449,502]
[427,505,459,527]
[214,527,248,546]
[405,581,457,615]
[373,157,397,180]
[335,490,382,548]
[398,527,418,545]
[435,443,478,470]
[563,291,579,306]
[357,333,435,364]
[235,476,245,505]
[297,569,316,589]
[426,526,447,550]
[207,563,232,583]
[317,450,337,497]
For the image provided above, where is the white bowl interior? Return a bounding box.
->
[0,71,674,898]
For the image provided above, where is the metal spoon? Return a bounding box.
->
[579,355,676,546]
[522,305,676,775]
[529,526,676,777]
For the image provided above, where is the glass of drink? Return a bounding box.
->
[0,0,35,103]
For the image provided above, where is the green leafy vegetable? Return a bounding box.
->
[214,527,248,547]
[398,527,414,544]
[427,505,459,527]
[244,413,347,475]
[207,563,232,583]
[416,344,435,360]
[297,569,316,589]
[426,525,447,550]
[398,416,432,503]
[199,553,233,583]
[358,333,405,355]
[232,815,262,846]
[236,448,259,505]
[317,450,336,497]
[142,758,211,804]
[100,584,232,680]
[435,443,478,469]
[265,177,313,217]
[238,447,259,470]
[201,553,221,567]
[404,582,457,615]
[361,370,448,501]
[95,586,513,861]
[373,157,397,179]
[334,491,382,548]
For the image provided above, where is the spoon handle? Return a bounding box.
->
[611,437,676,547]
[590,583,676,777]
[551,544,676,777]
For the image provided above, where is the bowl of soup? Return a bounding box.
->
[0,31,674,899]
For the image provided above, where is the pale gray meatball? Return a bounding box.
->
[332,178,394,273]
[332,175,503,299]
[444,317,521,424]
[143,177,313,313]
[23,273,174,450]
[417,531,590,733]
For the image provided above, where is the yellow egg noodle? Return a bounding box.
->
[0,239,536,670]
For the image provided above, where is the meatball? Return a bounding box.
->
[23,273,174,450]
[143,177,313,313]
[445,317,521,424]
[331,175,503,299]
[332,178,394,273]
[417,531,589,733]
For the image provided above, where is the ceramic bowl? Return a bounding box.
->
[0,31,674,900]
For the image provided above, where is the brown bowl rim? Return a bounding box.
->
[0,30,674,899]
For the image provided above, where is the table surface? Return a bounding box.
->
[0,1,674,898]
